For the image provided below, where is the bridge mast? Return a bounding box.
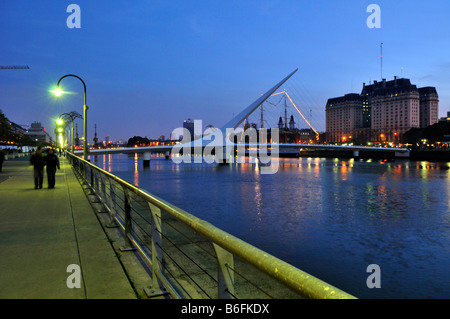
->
[284,92,288,130]
[260,103,264,129]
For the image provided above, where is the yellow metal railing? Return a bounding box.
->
[68,152,357,299]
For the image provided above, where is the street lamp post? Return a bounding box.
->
[59,112,82,153]
[54,74,88,160]
[60,112,82,153]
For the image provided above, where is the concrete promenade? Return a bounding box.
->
[0,155,137,299]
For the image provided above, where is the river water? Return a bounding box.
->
[91,154,449,299]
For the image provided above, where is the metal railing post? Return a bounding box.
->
[95,173,107,211]
[101,174,106,201]
[120,187,135,252]
[213,243,235,299]
[91,169,101,201]
[93,169,98,191]
[144,203,168,298]
[90,166,94,187]
[83,160,88,184]
[106,178,119,228]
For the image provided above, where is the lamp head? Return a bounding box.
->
[53,88,63,97]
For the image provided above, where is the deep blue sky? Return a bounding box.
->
[1,0,450,142]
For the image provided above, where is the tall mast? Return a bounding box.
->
[284,91,288,129]
[260,103,264,129]
[380,42,383,80]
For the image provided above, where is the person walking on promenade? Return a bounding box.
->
[30,147,46,189]
[45,148,60,189]
[0,148,4,173]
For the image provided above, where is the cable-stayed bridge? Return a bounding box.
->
[74,69,409,160]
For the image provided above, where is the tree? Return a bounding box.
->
[0,109,12,141]
[423,121,450,142]
[403,121,450,145]
[127,136,150,147]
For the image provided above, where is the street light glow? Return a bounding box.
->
[52,88,63,96]
[56,118,64,125]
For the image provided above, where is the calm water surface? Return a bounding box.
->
[91,154,449,299]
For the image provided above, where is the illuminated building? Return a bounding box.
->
[25,122,52,144]
[326,77,439,143]
[183,118,195,141]
[419,87,439,128]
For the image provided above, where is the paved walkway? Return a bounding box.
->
[0,155,137,299]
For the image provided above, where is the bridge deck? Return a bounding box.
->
[0,155,137,299]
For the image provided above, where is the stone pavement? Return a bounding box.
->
[0,155,137,299]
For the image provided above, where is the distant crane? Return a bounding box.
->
[0,65,30,69]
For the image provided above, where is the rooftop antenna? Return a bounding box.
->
[380,42,383,80]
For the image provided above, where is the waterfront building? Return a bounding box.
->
[8,120,27,140]
[439,111,450,122]
[419,87,439,128]
[368,78,420,143]
[25,121,52,144]
[0,119,27,146]
[326,77,439,144]
[325,93,364,143]
[274,116,316,144]
[183,118,195,141]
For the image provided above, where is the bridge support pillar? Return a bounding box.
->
[143,152,151,169]
[165,151,170,160]
[353,150,359,159]
[395,150,410,158]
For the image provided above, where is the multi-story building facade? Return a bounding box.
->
[368,78,420,142]
[326,77,439,144]
[7,120,27,140]
[183,118,195,140]
[325,94,364,143]
[418,87,439,128]
[25,122,52,144]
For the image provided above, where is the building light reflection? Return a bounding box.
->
[134,153,139,186]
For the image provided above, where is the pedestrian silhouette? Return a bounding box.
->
[46,148,60,188]
[30,147,46,189]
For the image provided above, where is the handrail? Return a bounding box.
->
[67,151,357,299]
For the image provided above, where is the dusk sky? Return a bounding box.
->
[1,0,450,142]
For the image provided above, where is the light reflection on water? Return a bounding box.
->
[90,154,450,299]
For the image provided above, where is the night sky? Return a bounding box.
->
[1,0,450,142]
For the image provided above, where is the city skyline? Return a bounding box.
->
[1,0,450,142]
